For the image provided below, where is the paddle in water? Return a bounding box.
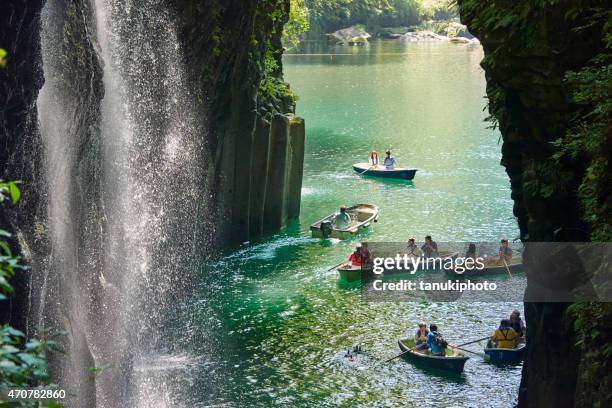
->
[502,258,513,278]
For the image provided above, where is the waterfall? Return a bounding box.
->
[37,0,208,406]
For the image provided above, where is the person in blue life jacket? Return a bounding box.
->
[421,235,439,258]
[414,322,429,351]
[383,150,397,170]
[426,324,447,356]
[498,239,513,263]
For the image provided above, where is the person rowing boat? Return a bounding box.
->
[383,150,397,170]
[347,245,363,267]
[333,205,351,229]
[498,239,513,263]
[421,235,439,258]
[490,319,518,349]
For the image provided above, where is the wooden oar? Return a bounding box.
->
[456,336,489,348]
[383,347,417,363]
[502,258,513,278]
[327,261,346,272]
[449,344,485,358]
[359,165,375,175]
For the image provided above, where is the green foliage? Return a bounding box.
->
[0,183,63,407]
[255,1,299,107]
[553,8,612,242]
[0,48,7,68]
[283,0,310,50]
[567,302,612,404]
[304,0,449,33]
[418,0,457,21]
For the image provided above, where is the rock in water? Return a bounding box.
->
[327,26,371,45]
[399,30,448,42]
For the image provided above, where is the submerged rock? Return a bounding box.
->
[374,27,409,39]
[327,26,371,45]
[399,30,448,42]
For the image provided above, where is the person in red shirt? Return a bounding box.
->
[348,246,363,267]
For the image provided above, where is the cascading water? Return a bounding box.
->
[37,0,209,406]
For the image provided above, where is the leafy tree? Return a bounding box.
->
[303,0,455,33]
[283,0,310,50]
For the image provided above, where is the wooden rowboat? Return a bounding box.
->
[353,163,417,180]
[448,257,524,277]
[310,204,380,239]
[337,264,373,282]
[398,338,469,373]
[484,341,526,364]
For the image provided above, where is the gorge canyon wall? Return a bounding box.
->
[458,1,611,406]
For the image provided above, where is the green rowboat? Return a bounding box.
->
[398,338,469,373]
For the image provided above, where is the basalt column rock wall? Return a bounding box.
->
[457,1,611,407]
[176,0,305,247]
[0,0,46,329]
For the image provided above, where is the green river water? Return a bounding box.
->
[170,40,523,408]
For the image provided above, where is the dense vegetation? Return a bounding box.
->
[284,0,457,44]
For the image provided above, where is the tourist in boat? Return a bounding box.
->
[360,242,372,267]
[383,150,397,170]
[347,246,363,267]
[414,322,429,351]
[510,310,526,341]
[370,151,379,166]
[421,235,439,258]
[490,319,518,349]
[498,239,513,263]
[334,205,351,229]
[426,324,447,356]
[466,243,477,260]
[406,237,421,256]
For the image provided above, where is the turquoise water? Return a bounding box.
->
[170,40,522,407]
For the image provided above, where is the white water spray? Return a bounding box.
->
[38,0,208,406]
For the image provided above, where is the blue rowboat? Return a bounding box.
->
[353,163,417,180]
[398,338,469,373]
[484,342,526,364]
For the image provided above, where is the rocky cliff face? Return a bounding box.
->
[0,0,47,330]
[457,1,611,406]
[176,0,305,247]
